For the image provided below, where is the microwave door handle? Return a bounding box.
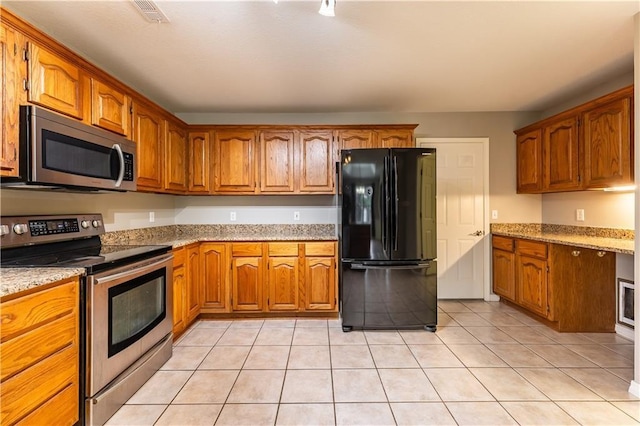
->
[113,144,125,188]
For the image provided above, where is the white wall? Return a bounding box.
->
[0,189,175,231]
[540,72,635,229]
[174,195,337,224]
[542,192,634,229]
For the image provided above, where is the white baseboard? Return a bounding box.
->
[629,380,640,397]
[615,324,635,341]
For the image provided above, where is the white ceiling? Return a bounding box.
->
[4,0,639,114]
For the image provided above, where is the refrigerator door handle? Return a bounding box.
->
[350,262,431,270]
[382,156,389,255]
[393,155,399,251]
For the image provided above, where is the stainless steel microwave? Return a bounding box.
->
[1,105,136,192]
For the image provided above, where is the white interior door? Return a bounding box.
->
[418,139,488,299]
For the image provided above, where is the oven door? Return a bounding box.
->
[86,253,173,397]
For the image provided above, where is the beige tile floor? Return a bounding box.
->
[106,300,640,425]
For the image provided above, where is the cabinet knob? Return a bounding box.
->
[571,250,580,257]
[597,251,606,258]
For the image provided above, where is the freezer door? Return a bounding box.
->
[340,149,390,261]
[340,261,438,330]
[390,148,437,261]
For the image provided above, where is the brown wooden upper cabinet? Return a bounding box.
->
[516,129,542,193]
[133,102,164,191]
[91,78,130,137]
[583,96,632,189]
[214,129,258,193]
[188,131,212,194]
[297,130,335,193]
[543,115,580,192]
[0,22,24,177]
[515,85,633,193]
[338,129,374,150]
[260,130,295,193]
[375,129,414,148]
[27,42,85,120]
[164,119,188,193]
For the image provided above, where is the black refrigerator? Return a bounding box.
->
[339,148,437,332]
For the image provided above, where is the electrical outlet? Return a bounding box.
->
[491,210,498,220]
[576,209,585,222]
[230,211,237,221]
[149,212,155,223]
[294,211,300,221]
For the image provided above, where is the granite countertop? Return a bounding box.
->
[101,224,338,247]
[1,268,85,298]
[491,224,634,255]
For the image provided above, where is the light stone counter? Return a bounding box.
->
[491,224,634,255]
[1,268,85,298]
[101,224,338,247]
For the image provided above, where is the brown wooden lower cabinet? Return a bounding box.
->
[177,240,338,321]
[0,277,80,425]
[491,235,615,332]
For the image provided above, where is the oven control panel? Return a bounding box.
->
[1,214,105,248]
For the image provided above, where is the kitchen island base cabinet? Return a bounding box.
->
[0,277,80,426]
[491,235,616,332]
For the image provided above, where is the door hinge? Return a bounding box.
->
[129,105,133,115]
[546,265,549,273]
[22,48,29,62]
[12,147,17,161]
[578,174,581,182]
[22,79,29,91]
[13,43,17,56]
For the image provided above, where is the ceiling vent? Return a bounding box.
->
[131,0,170,23]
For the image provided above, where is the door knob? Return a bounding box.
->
[469,230,484,236]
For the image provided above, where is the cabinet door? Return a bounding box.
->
[214,130,257,193]
[1,24,23,177]
[582,97,632,188]
[91,79,130,137]
[201,243,229,312]
[232,257,264,311]
[375,129,414,148]
[133,103,164,191]
[303,257,336,311]
[516,129,543,193]
[516,254,548,318]
[260,130,295,193]
[164,120,188,193]
[267,257,299,311]
[492,249,515,301]
[338,129,373,150]
[543,116,580,191]
[188,131,212,193]
[28,43,84,119]
[186,244,201,324]
[298,131,334,193]
[172,263,186,336]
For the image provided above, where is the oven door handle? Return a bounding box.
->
[91,254,173,287]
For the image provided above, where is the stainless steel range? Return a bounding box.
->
[1,214,173,426]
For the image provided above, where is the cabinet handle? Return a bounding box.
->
[597,251,606,258]
[571,250,580,257]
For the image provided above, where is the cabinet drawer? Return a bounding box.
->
[268,242,299,256]
[16,381,78,426]
[173,247,186,267]
[492,236,514,252]
[305,242,336,256]
[1,344,77,425]
[1,279,77,341]
[1,314,76,381]
[517,239,547,259]
[232,242,263,257]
